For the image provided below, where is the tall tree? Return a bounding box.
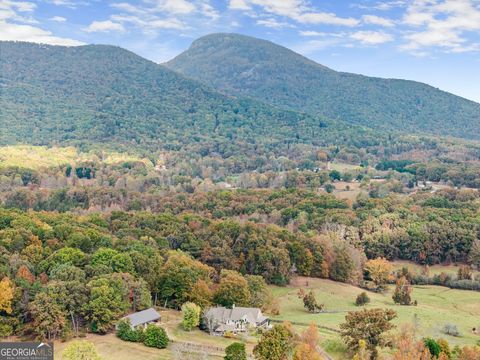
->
[392,276,413,305]
[364,258,392,291]
[340,308,397,359]
[0,277,14,314]
[29,292,66,340]
[253,323,296,360]
[214,270,251,308]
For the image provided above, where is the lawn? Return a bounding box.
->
[54,333,173,360]
[392,260,480,277]
[270,276,480,357]
[54,309,255,360]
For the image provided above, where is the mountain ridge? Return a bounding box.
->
[0,40,380,155]
[166,33,480,140]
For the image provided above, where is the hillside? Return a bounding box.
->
[0,41,379,156]
[166,33,480,140]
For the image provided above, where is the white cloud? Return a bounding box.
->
[84,20,125,33]
[256,17,293,29]
[351,30,393,44]
[401,0,480,53]
[228,0,360,26]
[146,0,196,15]
[362,15,394,27]
[299,30,328,37]
[0,21,84,45]
[49,16,66,22]
[111,14,185,31]
[0,0,83,45]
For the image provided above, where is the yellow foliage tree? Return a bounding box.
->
[364,258,392,290]
[0,277,14,314]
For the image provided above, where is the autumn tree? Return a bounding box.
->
[364,258,392,291]
[214,270,251,308]
[186,280,213,309]
[353,340,370,360]
[158,251,214,308]
[392,276,412,305]
[457,265,473,280]
[340,308,397,359]
[302,290,323,313]
[355,292,370,306]
[392,325,431,360]
[293,323,324,360]
[0,277,14,314]
[253,323,296,360]
[16,265,35,284]
[29,292,66,340]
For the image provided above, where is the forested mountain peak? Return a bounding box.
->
[166,33,480,140]
[1,40,373,155]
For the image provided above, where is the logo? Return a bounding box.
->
[0,342,54,360]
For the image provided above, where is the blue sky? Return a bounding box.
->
[1,0,479,102]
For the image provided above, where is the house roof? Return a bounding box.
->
[121,308,161,327]
[205,306,267,325]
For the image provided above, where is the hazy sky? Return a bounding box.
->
[1,0,479,102]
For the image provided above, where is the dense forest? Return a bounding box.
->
[1,35,480,359]
[167,33,480,140]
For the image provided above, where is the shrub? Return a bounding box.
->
[143,324,169,349]
[355,292,370,306]
[424,338,441,357]
[442,323,461,337]
[116,319,143,342]
[224,342,247,360]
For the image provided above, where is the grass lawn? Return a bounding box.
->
[54,309,256,360]
[54,333,173,360]
[392,260,480,277]
[270,276,480,358]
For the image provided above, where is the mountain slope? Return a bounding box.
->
[166,33,480,140]
[0,41,382,155]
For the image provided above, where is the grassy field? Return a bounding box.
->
[270,276,480,358]
[0,145,153,169]
[53,309,255,360]
[392,260,480,277]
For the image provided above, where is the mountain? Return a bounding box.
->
[0,41,380,156]
[166,33,480,140]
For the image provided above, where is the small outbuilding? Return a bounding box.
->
[116,308,161,330]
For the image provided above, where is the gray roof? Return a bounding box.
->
[205,306,267,325]
[121,308,161,327]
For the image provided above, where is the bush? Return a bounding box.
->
[442,323,461,337]
[224,342,247,360]
[116,319,143,342]
[355,292,370,306]
[424,338,441,357]
[143,324,169,349]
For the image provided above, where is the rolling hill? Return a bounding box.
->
[0,41,379,155]
[166,33,480,140]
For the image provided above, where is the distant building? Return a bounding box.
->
[116,308,161,330]
[204,305,270,335]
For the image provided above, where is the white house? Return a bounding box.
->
[204,305,270,335]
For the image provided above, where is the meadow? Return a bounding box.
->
[270,276,480,358]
